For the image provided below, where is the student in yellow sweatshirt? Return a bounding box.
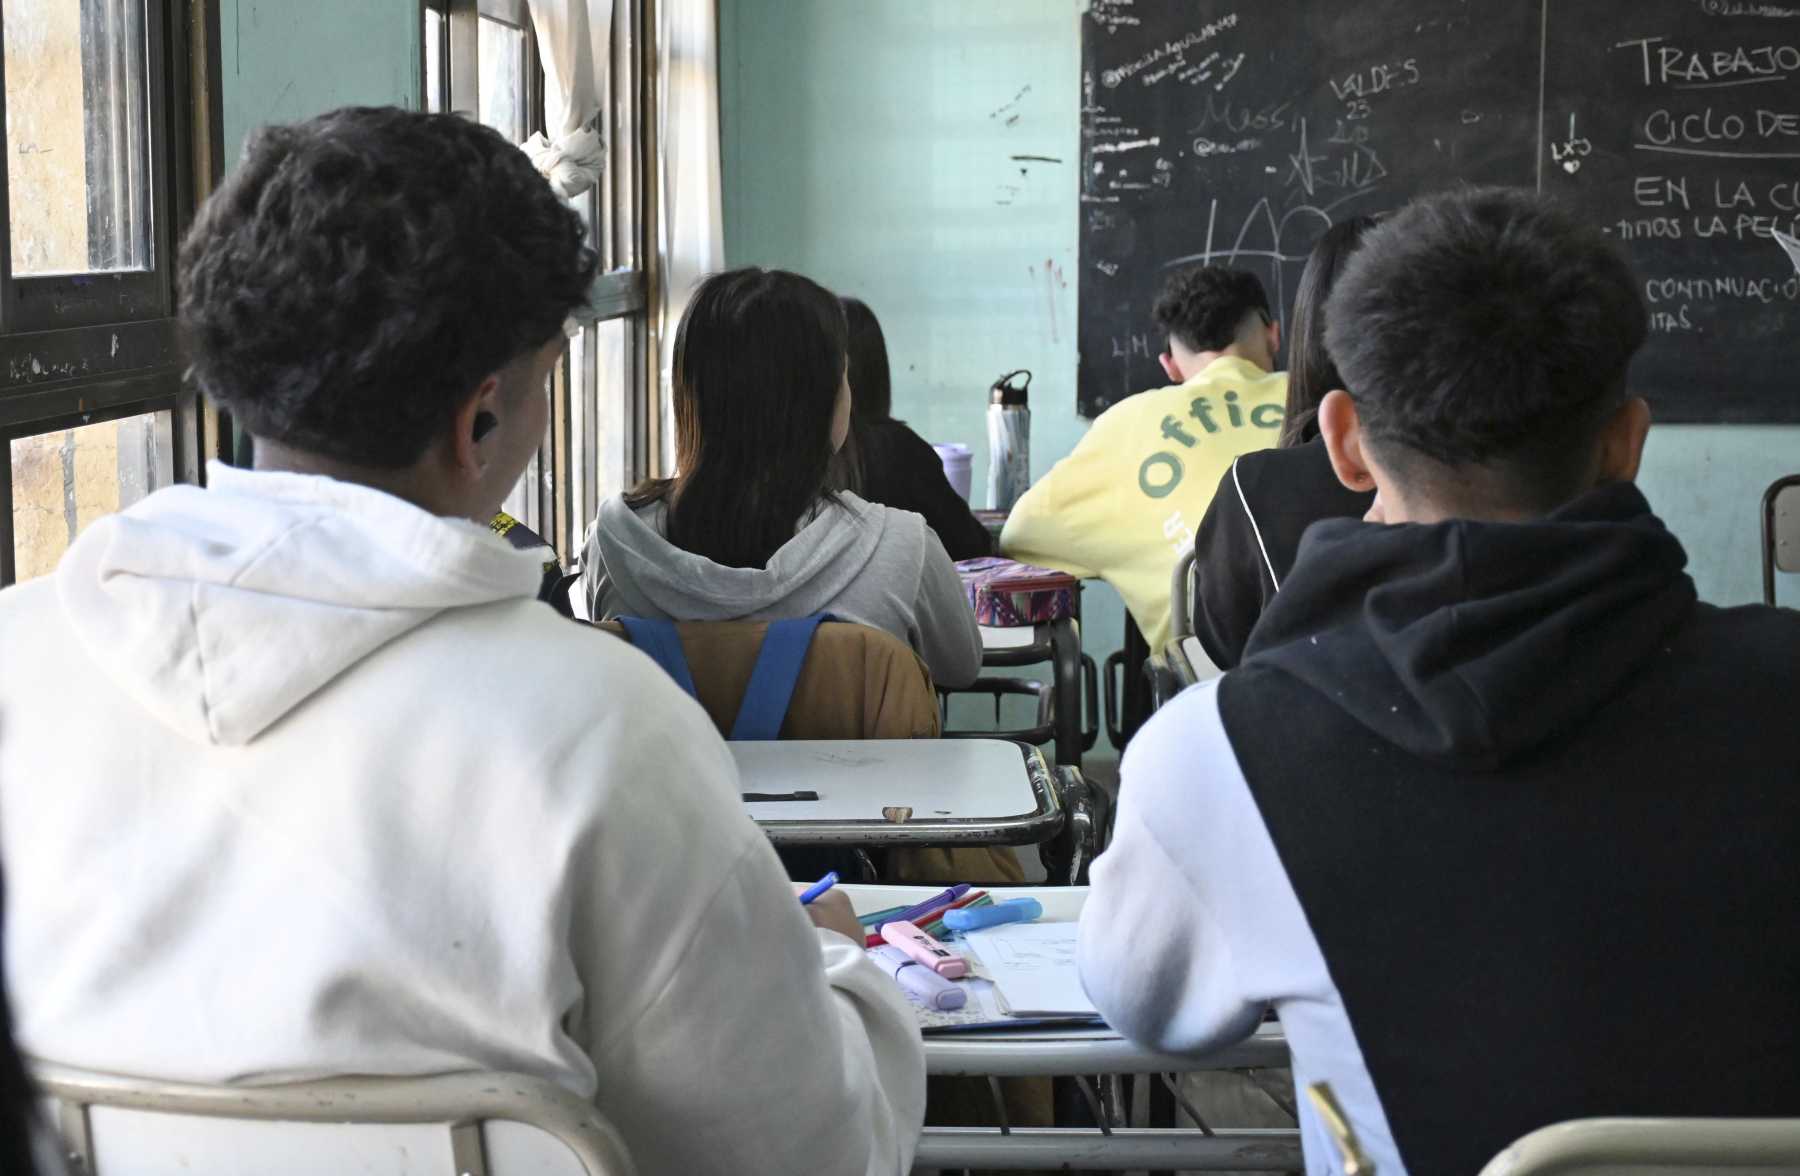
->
[1002,265,1287,651]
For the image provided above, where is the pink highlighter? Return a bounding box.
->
[880,919,968,979]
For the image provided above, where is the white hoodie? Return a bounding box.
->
[0,463,925,1175]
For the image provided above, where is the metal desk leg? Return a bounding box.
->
[1049,617,1083,769]
[1041,767,1098,886]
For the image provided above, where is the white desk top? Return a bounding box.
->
[734,739,1043,823]
[979,624,1039,651]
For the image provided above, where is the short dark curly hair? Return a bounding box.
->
[1151,265,1272,353]
[1325,187,1647,501]
[179,106,598,469]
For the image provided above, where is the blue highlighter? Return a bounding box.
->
[943,897,1042,932]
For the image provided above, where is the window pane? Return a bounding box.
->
[594,317,628,501]
[568,329,589,547]
[4,0,152,276]
[424,8,445,113]
[477,17,525,143]
[10,411,172,583]
[500,449,541,533]
[608,0,638,269]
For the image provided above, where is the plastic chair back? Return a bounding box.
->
[1479,1117,1800,1176]
[34,1064,636,1176]
[1169,546,1197,642]
[1762,475,1800,605]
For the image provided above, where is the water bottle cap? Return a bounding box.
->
[990,369,1031,406]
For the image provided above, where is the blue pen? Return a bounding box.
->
[798,872,839,906]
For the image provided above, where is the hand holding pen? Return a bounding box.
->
[795,872,862,943]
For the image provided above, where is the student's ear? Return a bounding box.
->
[1158,351,1182,383]
[449,373,506,479]
[1319,389,1380,500]
[1266,318,1282,364]
[1596,395,1652,484]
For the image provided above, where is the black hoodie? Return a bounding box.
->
[1218,482,1800,1175]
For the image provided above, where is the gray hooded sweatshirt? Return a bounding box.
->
[582,491,982,689]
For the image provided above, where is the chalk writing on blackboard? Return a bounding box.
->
[1080,1,1800,422]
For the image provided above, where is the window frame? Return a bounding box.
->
[1,0,174,332]
[0,0,208,587]
[426,0,661,560]
[422,1,450,114]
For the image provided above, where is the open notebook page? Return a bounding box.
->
[961,921,1097,1018]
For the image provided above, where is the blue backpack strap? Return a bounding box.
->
[616,616,700,700]
[729,614,832,741]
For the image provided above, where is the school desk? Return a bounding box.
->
[735,737,1068,845]
[842,884,1300,1172]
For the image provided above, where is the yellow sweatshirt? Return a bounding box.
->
[1000,356,1287,652]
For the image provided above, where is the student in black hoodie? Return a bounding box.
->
[1078,187,1800,1176]
[1187,216,1377,669]
[830,298,993,561]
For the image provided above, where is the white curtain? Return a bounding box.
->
[658,0,724,470]
[524,0,612,198]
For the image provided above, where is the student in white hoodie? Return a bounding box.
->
[582,268,982,690]
[0,107,924,1176]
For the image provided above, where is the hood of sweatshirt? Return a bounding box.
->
[591,492,887,621]
[1239,481,1697,771]
[54,463,545,748]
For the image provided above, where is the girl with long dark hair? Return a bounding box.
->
[1279,216,1380,447]
[581,268,981,688]
[1187,217,1380,669]
[830,298,992,560]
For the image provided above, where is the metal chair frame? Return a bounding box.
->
[35,1064,636,1176]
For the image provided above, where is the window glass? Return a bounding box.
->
[501,449,542,533]
[593,317,628,501]
[3,0,152,276]
[424,8,445,113]
[568,329,589,546]
[10,411,172,582]
[477,16,525,143]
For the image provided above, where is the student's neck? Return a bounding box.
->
[253,439,468,520]
[1377,478,1589,525]
[1177,347,1256,382]
[1380,499,1546,525]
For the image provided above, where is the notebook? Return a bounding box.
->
[873,920,1103,1033]
[961,921,1098,1018]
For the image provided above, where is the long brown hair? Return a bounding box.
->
[626,268,849,568]
[1282,215,1377,447]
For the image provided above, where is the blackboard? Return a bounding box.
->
[1079,0,1800,423]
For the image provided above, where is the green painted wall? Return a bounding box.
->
[1641,426,1800,608]
[720,0,1136,747]
[220,0,421,168]
[721,0,1800,628]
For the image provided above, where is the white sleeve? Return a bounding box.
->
[1076,684,1268,1055]
[589,837,925,1176]
[910,529,982,689]
[570,691,925,1176]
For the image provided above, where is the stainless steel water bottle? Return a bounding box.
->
[986,369,1031,511]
